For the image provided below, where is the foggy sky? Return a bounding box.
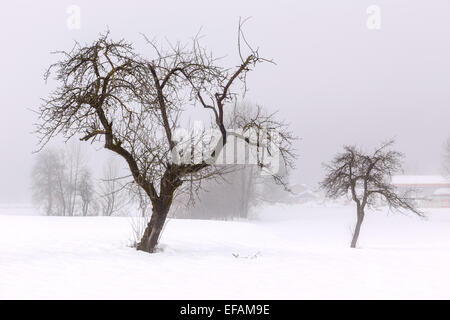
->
[1,0,449,202]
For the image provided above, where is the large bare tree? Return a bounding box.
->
[36,25,295,253]
[320,140,423,248]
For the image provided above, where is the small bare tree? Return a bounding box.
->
[320,140,423,248]
[36,23,295,253]
[31,149,64,216]
[65,143,86,216]
[32,145,93,216]
[79,168,94,216]
[53,151,68,216]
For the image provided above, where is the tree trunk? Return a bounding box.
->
[136,202,170,253]
[350,209,365,248]
[135,168,181,253]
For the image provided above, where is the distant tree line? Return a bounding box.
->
[31,144,127,216]
[31,142,293,220]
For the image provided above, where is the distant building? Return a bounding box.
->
[392,175,450,208]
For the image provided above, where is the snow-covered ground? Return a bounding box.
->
[0,203,449,299]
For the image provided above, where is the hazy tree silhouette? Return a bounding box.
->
[321,140,423,248]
